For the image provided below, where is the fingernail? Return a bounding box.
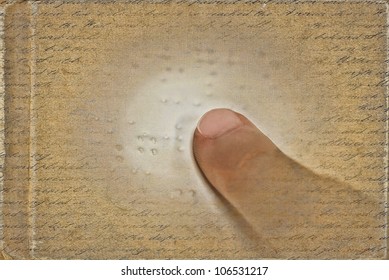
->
[197,109,243,139]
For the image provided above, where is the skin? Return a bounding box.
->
[193,108,381,259]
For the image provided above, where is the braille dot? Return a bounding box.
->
[116,156,124,162]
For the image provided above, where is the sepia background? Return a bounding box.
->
[0,0,388,259]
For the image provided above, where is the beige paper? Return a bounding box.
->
[0,0,388,259]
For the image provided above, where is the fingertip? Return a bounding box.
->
[196,108,243,139]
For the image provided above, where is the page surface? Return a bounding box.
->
[0,0,387,259]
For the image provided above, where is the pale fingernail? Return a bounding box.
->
[197,108,243,139]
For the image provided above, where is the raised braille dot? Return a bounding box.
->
[116,156,124,162]
[115,144,123,151]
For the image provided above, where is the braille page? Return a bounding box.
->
[0,0,387,259]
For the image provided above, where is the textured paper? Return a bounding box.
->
[0,0,388,259]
